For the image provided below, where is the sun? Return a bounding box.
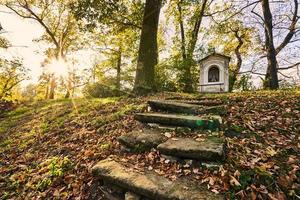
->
[47,58,70,77]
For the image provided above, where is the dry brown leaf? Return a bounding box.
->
[230,175,241,186]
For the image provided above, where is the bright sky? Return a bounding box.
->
[0,6,45,84]
[0,6,99,86]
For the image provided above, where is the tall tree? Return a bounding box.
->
[5,0,83,98]
[73,0,143,92]
[167,0,232,92]
[133,0,162,94]
[173,0,208,92]
[250,0,299,89]
[0,59,29,100]
[0,22,28,100]
[261,0,279,89]
[207,18,256,91]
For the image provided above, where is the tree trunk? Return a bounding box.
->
[261,0,279,89]
[65,90,70,99]
[177,1,186,60]
[65,72,72,99]
[182,0,208,93]
[264,0,298,89]
[116,47,122,92]
[45,83,49,99]
[133,0,162,95]
[230,30,244,92]
[49,74,56,99]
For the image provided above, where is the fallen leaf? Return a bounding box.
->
[164,132,172,138]
[230,175,241,186]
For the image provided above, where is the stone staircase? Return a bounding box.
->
[92,99,226,200]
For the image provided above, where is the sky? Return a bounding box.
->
[0,6,45,84]
[0,6,98,86]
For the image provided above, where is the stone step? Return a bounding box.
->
[134,113,222,131]
[147,123,192,134]
[148,100,226,115]
[177,100,223,106]
[157,137,225,161]
[117,130,167,152]
[92,159,223,200]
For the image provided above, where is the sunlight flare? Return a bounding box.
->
[47,58,69,77]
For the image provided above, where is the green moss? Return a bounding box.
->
[7,106,31,117]
[230,124,244,133]
[0,138,12,153]
[0,138,12,148]
[40,121,50,133]
[236,170,255,190]
[99,143,111,150]
[132,144,152,153]
[254,167,274,188]
[205,106,227,115]
[19,138,35,151]
[36,178,52,191]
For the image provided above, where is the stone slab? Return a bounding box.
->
[135,113,221,130]
[125,192,141,200]
[118,130,167,152]
[157,137,225,161]
[147,123,192,134]
[92,159,223,200]
[178,100,223,106]
[148,100,226,115]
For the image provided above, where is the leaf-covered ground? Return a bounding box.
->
[0,90,299,199]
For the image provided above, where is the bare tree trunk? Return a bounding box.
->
[177,1,186,60]
[64,87,70,98]
[45,84,49,99]
[230,30,244,92]
[264,0,298,89]
[65,72,72,99]
[133,0,162,95]
[181,0,208,93]
[49,74,56,99]
[187,0,207,60]
[262,0,279,89]
[116,47,122,92]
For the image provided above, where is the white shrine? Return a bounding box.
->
[198,53,230,93]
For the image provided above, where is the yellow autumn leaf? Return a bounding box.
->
[266,147,277,157]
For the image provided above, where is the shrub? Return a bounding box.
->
[83,82,126,98]
[0,100,15,115]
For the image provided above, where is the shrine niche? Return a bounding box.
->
[199,53,230,93]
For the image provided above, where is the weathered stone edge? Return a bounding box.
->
[92,159,224,200]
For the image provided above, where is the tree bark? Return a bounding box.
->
[230,30,244,92]
[49,74,56,99]
[264,0,298,89]
[182,0,208,93]
[45,83,49,99]
[177,1,187,60]
[133,0,162,95]
[187,0,207,60]
[262,0,279,89]
[116,47,122,92]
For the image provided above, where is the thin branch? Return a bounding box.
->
[213,0,262,24]
[6,1,60,48]
[278,62,300,70]
[275,0,299,54]
[278,70,292,78]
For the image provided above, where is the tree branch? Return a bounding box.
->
[278,61,300,70]
[275,0,299,54]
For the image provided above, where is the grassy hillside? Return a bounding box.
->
[0,90,299,199]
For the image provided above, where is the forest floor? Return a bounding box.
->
[0,90,299,200]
